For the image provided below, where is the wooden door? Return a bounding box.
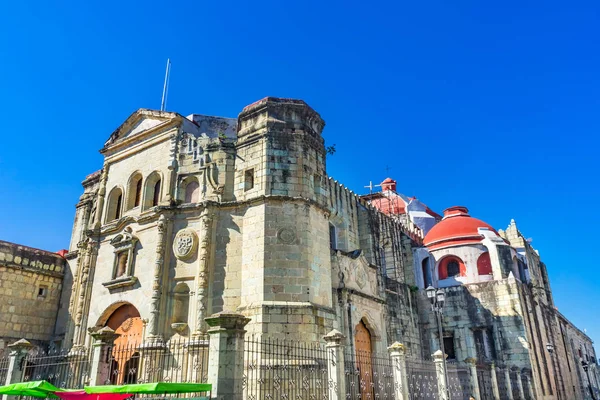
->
[105,305,143,384]
[355,320,373,400]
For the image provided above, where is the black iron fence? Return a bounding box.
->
[406,359,439,400]
[242,336,330,400]
[106,336,209,386]
[446,363,471,400]
[0,349,9,384]
[344,348,396,400]
[22,347,90,389]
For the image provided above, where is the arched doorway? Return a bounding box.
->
[104,304,143,384]
[355,320,373,400]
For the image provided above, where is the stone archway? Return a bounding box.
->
[102,303,143,384]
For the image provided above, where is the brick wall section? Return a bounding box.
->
[0,240,65,346]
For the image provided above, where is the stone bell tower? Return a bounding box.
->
[235,97,335,341]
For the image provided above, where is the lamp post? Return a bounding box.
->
[426,285,449,399]
[582,361,597,400]
[546,343,561,400]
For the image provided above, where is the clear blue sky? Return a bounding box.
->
[1,1,598,348]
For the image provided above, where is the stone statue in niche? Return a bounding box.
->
[116,252,128,277]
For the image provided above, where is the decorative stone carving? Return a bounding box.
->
[173,228,198,260]
[277,227,296,244]
[356,263,367,289]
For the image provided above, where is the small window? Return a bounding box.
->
[474,328,497,360]
[314,175,321,199]
[443,336,456,360]
[152,180,161,206]
[447,261,460,277]
[422,258,432,287]
[329,223,337,250]
[37,286,48,298]
[244,169,255,191]
[115,194,122,219]
[134,179,142,207]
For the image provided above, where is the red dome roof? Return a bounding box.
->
[423,206,497,250]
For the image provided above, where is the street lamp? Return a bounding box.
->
[426,286,449,399]
[546,343,561,399]
[581,360,597,400]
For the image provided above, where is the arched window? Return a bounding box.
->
[422,257,432,287]
[106,187,124,222]
[142,172,162,210]
[152,179,161,206]
[126,173,143,210]
[438,256,466,280]
[477,252,493,275]
[185,181,199,203]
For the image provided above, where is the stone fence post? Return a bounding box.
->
[465,358,481,400]
[433,350,449,400]
[3,339,33,400]
[323,329,346,400]
[489,362,501,400]
[387,342,410,400]
[205,312,250,400]
[88,327,119,385]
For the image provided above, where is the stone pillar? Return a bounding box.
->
[147,215,167,342]
[72,238,98,348]
[205,312,251,400]
[505,368,514,400]
[433,350,449,400]
[2,339,33,400]
[89,327,120,385]
[465,358,481,400]
[515,368,525,400]
[164,133,179,205]
[323,330,346,400]
[4,339,32,385]
[194,211,214,336]
[388,342,410,400]
[490,362,501,400]
[524,372,535,400]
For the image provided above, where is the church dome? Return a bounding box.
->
[423,206,497,250]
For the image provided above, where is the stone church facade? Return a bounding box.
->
[0,97,598,398]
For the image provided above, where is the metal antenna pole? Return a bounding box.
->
[161,58,171,111]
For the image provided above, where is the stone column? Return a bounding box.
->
[194,210,214,336]
[89,327,120,385]
[433,350,449,400]
[515,367,525,400]
[323,329,346,400]
[147,215,167,343]
[164,133,179,205]
[72,238,98,349]
[505,368,514,400]
[490,362,501,400]
[205,312,250,400]
[2,339,32,400]
[387,342,410,400]
[524,372,535,400]
[3,339,32,385]
[465,358,481,400]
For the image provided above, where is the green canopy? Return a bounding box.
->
[0,380,63,398]
[84,383,211,395]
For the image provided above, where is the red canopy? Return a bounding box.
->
[54,391,133,400]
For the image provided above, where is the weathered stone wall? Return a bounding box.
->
[419,279,531,365]
[0,241,66,347]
